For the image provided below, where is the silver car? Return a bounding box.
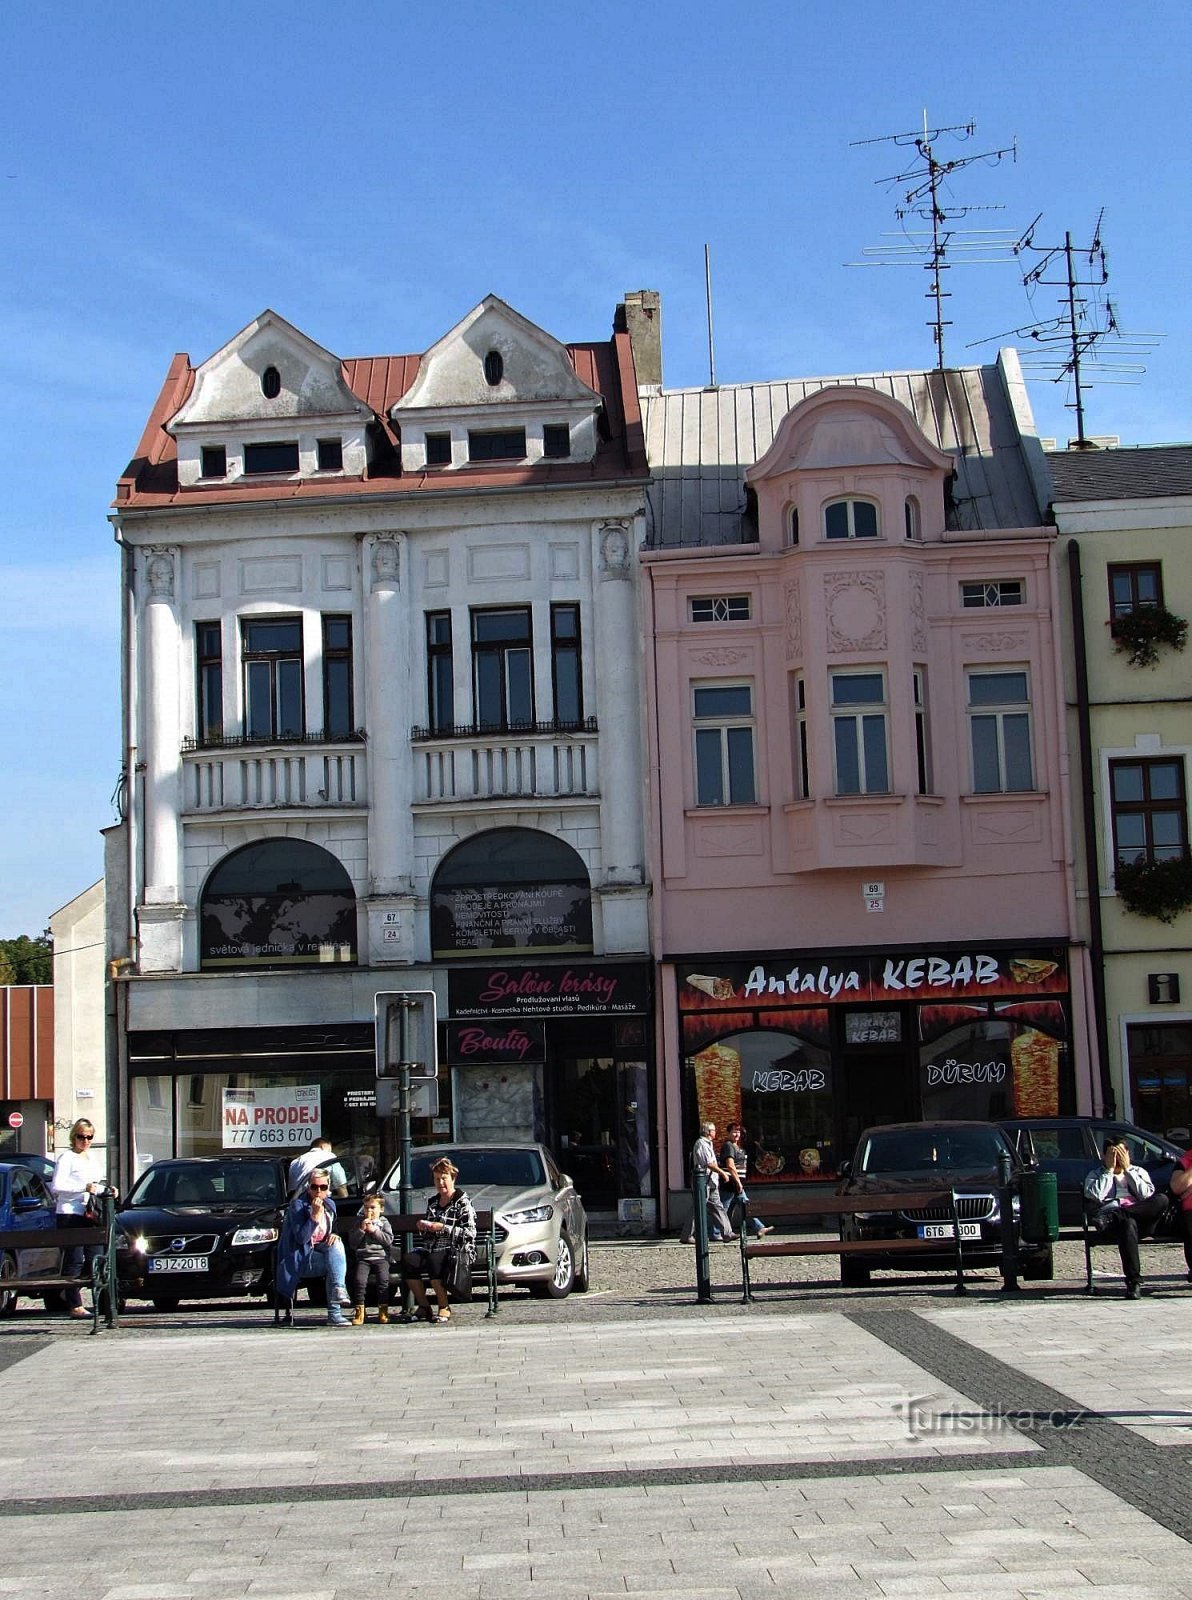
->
[380,1143,590,1298]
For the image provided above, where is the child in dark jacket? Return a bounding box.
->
[348,1195,394,1324]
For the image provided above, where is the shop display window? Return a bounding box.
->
[918,1007,1065,1122]
[686,1024,835,1182]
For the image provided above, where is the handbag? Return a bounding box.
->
[83,1192,104,1224]
[448,1247,474,1303]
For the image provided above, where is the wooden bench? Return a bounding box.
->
[1065,1211,1187,1293]
[274,1209,499,1322]
[0,1201,119,1333]
[737,1188,970,1302]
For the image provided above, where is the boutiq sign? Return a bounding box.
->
[447,1020,546,1065]
[678,948,1067,1010]
[222,1084,321,1149]
[449,962,650,1019]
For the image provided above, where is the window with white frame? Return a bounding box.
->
[831,671,889,794]
[961,580,1025,608]
[689,595,751,622]
[1109,758,1188,865]
[693,682,756,806]
[913,668,931,794]
[967,669,1033,793]
[824,498,879,540]
[793,675,809,798]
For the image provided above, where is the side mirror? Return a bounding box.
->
[837,1158,852,1179]
[13,1196,44,1214]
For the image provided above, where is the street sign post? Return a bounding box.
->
[374,991,439,1319]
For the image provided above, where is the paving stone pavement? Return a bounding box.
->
[0,1242,1189,1599]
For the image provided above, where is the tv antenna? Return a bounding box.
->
[969,210,1161,446]
[848,112,1018,368]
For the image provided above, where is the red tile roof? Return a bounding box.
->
[115,337,646,509]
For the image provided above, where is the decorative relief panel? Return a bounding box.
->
[239,555,302,595]
[968,805,1042,845]
[191,561,221,601]
[322,554,354,592]
[550,542,580,581]
[689,647,751,668]
[369,536,400,591]
[910,569,926,651]
[825,570,886,653]
[598,520,631,577]
[424,549,450,588]
[833,807,897,847]
[145,547,177,602]
[784,579,802,661]
[692,819,764,858]
[960,630,1028,654]
[468,543,531,583]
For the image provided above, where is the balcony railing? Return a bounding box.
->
[411,722,599,805]
[182,738,367,813]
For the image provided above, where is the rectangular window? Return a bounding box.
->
[542,424,571,459]
[467,428,527,462]
[200,445,227,478]
[914,668,931,794]
[689,595,751,622]
[427,612,455,733]
[316,437,343,471]
[967,669,1033,793]
[1109,562,1163,618]
[243,441,300,475]
[831,672,889,795]
[693,682,756,806]
[793,676,809,799]
[1110,758,1187,865]
[551,604,583,726]
[472,608,534,730]
[322,616,353,738]
[196,622,223,744]
[425,432,452,466]
[961,580,1025,608]
[242,616,304,740]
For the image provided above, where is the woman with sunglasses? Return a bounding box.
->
[51,1118,108,1319]
[275,1169,353,1327]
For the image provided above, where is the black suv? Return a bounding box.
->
[837,1120,1054,1284]
[1000,1117,1186,1227]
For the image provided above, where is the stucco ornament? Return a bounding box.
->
[598,521,631,576]
[370,534,401,590]
[825,571,886,653]
[145,548,176,602]
[909,569,927,652]
[784,579,802,661]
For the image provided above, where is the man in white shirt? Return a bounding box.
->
[1083,1138,1167,1298]
[288,1138,348,1197]
[682,1121,735,1243]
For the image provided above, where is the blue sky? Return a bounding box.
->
[1,0,1188,934]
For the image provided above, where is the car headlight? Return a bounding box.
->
[230,1225,279,1247]
[124,1232,147,1255]
[501,1205,554,1226]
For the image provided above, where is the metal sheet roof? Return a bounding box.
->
[641,361,1047,546]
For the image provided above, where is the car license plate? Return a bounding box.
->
[917,1223,980,1240]
[147,1255,209,1272]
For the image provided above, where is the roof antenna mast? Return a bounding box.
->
[848,111,1018,369]
[704,243,717,388]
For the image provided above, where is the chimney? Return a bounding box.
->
[618,290,662,387]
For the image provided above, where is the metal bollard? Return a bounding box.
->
[693,1171,713,1303]
[998,1149,1020,1292]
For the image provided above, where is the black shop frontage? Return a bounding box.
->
[676,941,1073,1188]
[445,960,655,1230]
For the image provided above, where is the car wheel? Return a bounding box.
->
[1021,1246,1054,1281]
[572,1232,590,1293]
[529,1232,576,1299]
[839,1256,871,1288]
[150,1294,180,1312]
[0,1253,18,1316]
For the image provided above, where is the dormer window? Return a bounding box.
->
[542,424,571,459]
[425,432,452,466]
[483,350,504,386]
[468,428,526,462]
[261,365,282,400]
[244,441,299,475]
[824,498,879,540]
[904,496,921,540]
[200,445,227,479]
[316,437,343,471]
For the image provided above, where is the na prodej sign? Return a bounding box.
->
[222,1085,321,1149]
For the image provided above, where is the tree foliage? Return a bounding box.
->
[0,931,53,985]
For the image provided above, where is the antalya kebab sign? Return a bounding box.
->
[678,947,1068,1010]
[449,962,650,1019]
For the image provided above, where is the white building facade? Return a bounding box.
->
[109,297,656,1227]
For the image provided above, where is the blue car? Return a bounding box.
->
[1000,1118,1187,1228]
[0,1162,61,1314]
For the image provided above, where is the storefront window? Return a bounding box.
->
[1127,1023,1191,1138]
[200,837,357,969]
[431,827,592,959]
[687,1024,835,1182]
[918,1006,1066,1121]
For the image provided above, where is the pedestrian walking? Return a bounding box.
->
[51,1118,110,1319]
[682,1121,735,1243]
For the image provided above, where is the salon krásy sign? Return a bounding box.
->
[449,962,650,1019]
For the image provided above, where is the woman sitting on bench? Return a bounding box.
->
[401,1157,476,1324]
[276,1170,352,1327]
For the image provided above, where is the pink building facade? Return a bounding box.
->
[640,369,1096,1218]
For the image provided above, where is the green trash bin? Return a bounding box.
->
[1020,1169,1059,1242]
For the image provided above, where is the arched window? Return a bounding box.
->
[430,827,592,959]
[788,506,800,546]
[904,496,922,540]
[823,498,879,540]
[200,838,357,968]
